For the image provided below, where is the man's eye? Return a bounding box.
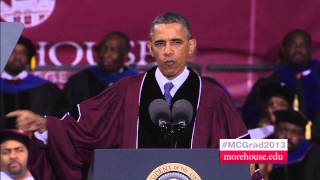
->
[1,150,10,155]
[17,147,25,152]
[154,41,165,47]
[171,40,183,45]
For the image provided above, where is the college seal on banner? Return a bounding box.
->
[1,0,56,28]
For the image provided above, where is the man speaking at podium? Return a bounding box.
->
[7,12,249,179]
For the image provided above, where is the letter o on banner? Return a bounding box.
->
[49,41,83,66]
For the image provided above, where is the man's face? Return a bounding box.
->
[148,23,196,79]
[5,44,29,75]
[266,96,289,123]
[99,37,128,73]
[0,140,29,178]
[282,34,312,67]
[275,122,304,152]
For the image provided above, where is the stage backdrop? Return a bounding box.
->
[1,0,320,106]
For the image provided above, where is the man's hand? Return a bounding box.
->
[6,110,47,133]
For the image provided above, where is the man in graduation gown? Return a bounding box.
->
[63,31,139,109]
[248,82,294,139]
[267,110,320,180]
[8,12,249,180]
[0,36,66,127]
[242,29,320,129]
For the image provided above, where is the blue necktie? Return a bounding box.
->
[164,82,174,105]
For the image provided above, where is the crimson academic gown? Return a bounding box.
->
[29,68,248,180]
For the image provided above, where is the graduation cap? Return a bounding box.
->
[0,129,30,150]
[260,81,294,106]
[274,110,308,129]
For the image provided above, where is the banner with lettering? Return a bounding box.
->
[1,0,319,105]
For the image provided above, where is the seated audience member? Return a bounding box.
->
[0,129,34,180]
[7,12,249,179]
[0,36,66,126]
[242,29,320,129]
[63,31,139,108]
[249,82,294,138]
[266,110,320,180]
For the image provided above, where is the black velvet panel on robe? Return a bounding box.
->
[138,67,200,148]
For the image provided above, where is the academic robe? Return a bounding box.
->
[242,60,320,129]
[29,67,248,180]
[63,66,139,109]
[269,141,320,180]
[0,74,66,122]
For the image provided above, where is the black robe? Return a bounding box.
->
[138,67,200,148]
[63,66,139,109]
[269,141,320,180]
[242,60,320,129]
[0,74,66,127]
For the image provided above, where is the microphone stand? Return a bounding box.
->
[168,124,178,148]
[162,121,186,148]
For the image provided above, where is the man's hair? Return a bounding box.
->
[17,36,36,62]
[149,12,193,39]
[282,29,312,49]
[260,81,294,108]
[98,31,131,54]
[275,110,308,131]
[0,129,30,150]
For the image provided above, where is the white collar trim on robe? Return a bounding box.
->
[136,72,148,149]
[1,70,28,80]
[190,74,202,149]
[135,66,201,149]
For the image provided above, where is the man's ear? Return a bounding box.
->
[188,38,197,55]
[147,41,154,57]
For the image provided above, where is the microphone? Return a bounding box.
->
[172,99,193,131]
[148,99,171,129]
[148,99,194,148]
[170,99,193,148]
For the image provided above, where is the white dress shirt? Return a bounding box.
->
[155,67,189,97]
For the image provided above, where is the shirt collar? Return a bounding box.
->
[1,70,28,80]
[155,66,189,96]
